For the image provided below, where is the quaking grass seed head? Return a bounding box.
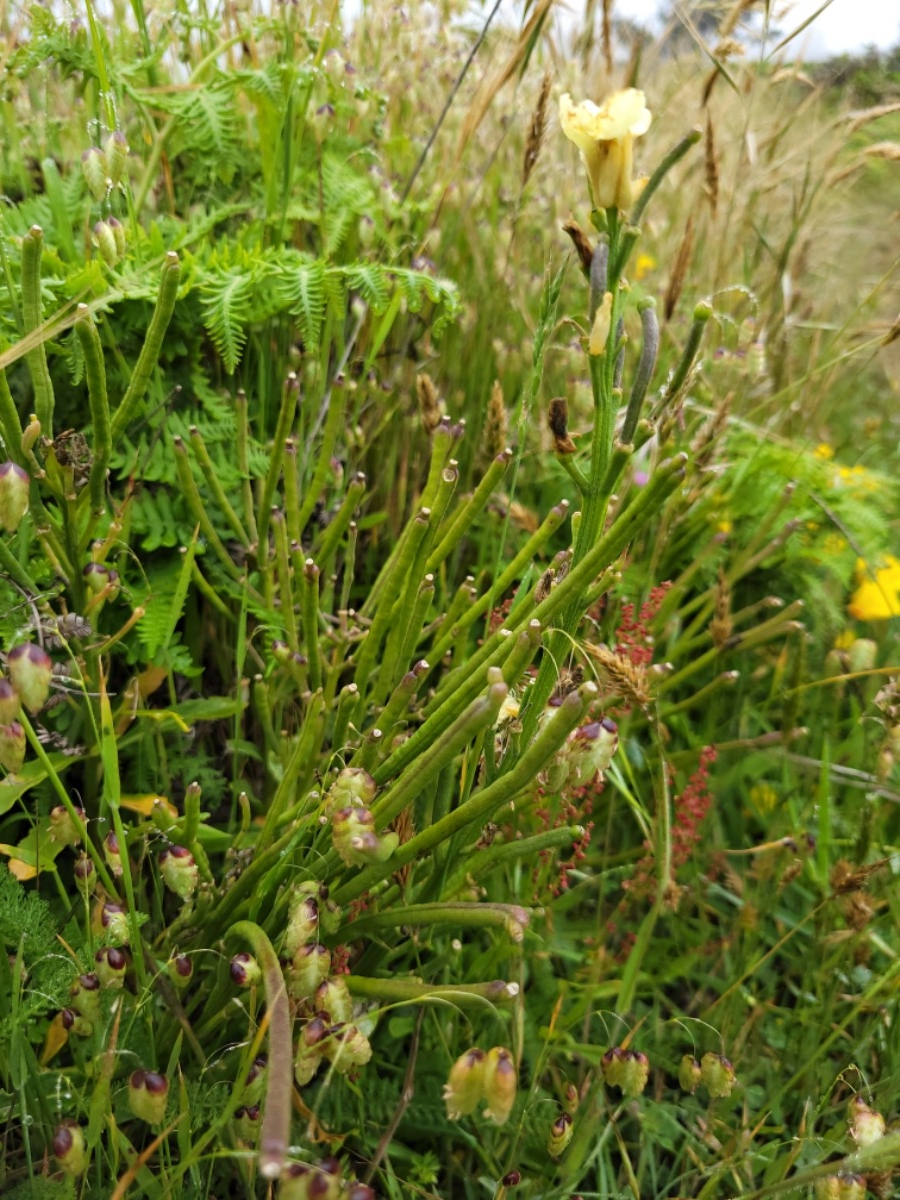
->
[0,461,30,532]
[444,1047,486,1119]
[53,1120,87,1176]
[128,1069,169,1125]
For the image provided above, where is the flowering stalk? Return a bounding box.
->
[226,921,292,1181]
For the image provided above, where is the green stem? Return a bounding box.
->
[172,438,243,583]
[75,306,111,516]
[334,901,533,942]
[345,974,519,1008]
[189,425,250,547]
[425,449,512,573]
[21,227,54,434]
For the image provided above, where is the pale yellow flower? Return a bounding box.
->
[559,89,652,211]
[589,291,613,355]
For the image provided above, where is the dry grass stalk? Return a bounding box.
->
[484,379,509,459]
[710,566,733,648]
[391,807,416,890]
[601,0,614,76]
[704,113,719,216]
[845,100,900,133]
[522,71,552,189]
[864,142,900,161]
[416,372,442,433]
[584,642,651,710]
[690,394,732,472]
[664,212,695,321]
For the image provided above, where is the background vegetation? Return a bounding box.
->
[1,0,899,1197]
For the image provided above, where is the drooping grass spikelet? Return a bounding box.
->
[705,114,719,216]
[710,566,733,647]
[484,379,509,460]
[417,373,443,433]
[584,642,651,710]
[522,72,552,189]
[664,212,695,321]
[601,0,614,76]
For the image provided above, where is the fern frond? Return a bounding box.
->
[278,258,327,353]
[200,265,254,372]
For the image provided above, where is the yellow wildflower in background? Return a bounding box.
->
[848,555,900,620]
[814,442,834,460]
[559,89,652,211]
[634,253,657,280]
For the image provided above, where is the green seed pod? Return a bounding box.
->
[103,831,123,877]
[7,643,53,713]
[107,215,126,259]
[53,1120,88,1176]
[0,721,25,773]
[324,767,377,817]
[443,1047,486,1119]
[548,1111,573,1157]
[81,147,108,201]
[128,1069,169,1125]
[49,805,85,846]
[331,805,378,866]
[74,853,96,898]
[98,901,129,944]
[323,1023,372,1074]
[287,943,331,1001]
[230,952,262,988]
[601,1046,627,1089]
[482,1046,517,1125]
[837,1175,866,1200]
[105,130,128,185]
[241,1055,268,1105]
[700,1052,736,1098]
[83,562,110,593]
[312,977,353,1025]
[0,679,19,724]
[159,845,199,900]
[0,461,30,532]
[167,954,193,988]
[678,1055,701,1094]
[60,1007,93,1037]
[95,945,128,989]
[619,1050,650,1098]
[93,219,118,267]
[847,1095,885,1147]
[284,893,319,957]
[69,972,101,1022]
[233,1104,260,1144]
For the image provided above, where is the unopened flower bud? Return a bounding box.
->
[104,831,123,876]
[93,219,118,267]
[230,951,261,987]
[81,147,108,201]
[323,49,345,84]
[233,1104,260,1143]
[21,416,41,454]
[49,805,85,846]
[168,954,193,988]
[620,1049,649,1097]
[95,945,128,988]
[482,1046,517,1125]
[287,943,331,1001]
[501,1172,521,1188]
[53,1120,87,1176]
[105,130,128,185]
[0,721,25,773]
[324,767,377,816]
[0,461,29,532]
[847,1095,885,1147]
[678,1055,701,1094]
[159,845,198,900]
[238,1054,267,1104]
[69,972,101,1022]
[548,1111,573,1157]
[128,1069,169,1124]
[700,1052,736,1098]
[7,642,52,713]
[0,679,19,724]
[444,1047,486,1119]
[312,977,352,1025]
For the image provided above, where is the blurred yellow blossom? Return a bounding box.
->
[749,784,778,814]
[559,89,651,211]
[635,253,657,280]
[848,555,900,621]
[814,443,834,460]
[833,630,855,650]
